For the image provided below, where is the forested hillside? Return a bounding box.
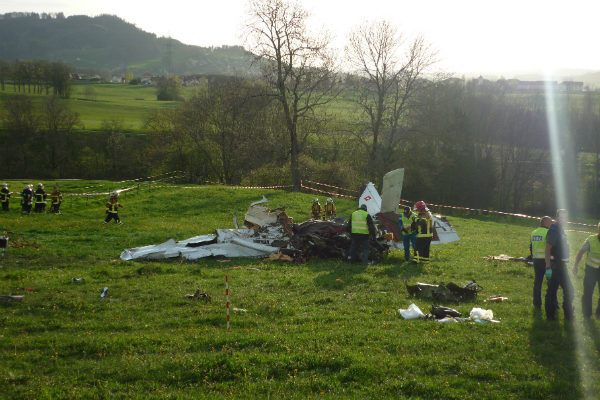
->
[0,12,254,75]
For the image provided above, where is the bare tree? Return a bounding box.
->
[346,20,436,183]
[246,0,338,190]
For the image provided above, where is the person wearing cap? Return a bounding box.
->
[21,184,33,214]
[572,221,600,320]
[347,204,376,264]
[530,216,554,310]
[398,205,417,261]
[50,185,63,214]
[324,198,336,220]
[33,183,47,213]
[414,201,433,262]
[0,183,11,211]
[311,198,322,220]
[545,209,574,321]
[104,192,123,224]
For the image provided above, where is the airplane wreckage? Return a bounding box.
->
[120,169,459,262]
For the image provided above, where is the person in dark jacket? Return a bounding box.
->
[104,192,123,224]
[21,184,33,214]
[545,209,574,321]
[347,204,376,264]
[50,185,63,214]
[1,183,11,211]
[34,183,47,213]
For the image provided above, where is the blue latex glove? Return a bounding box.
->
[545,269,553,280]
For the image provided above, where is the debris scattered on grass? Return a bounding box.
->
[485,296,508,303]
[0,295,24,302]
[71,277,84,284]
[185,289,211,302]
[484,254,532,264]
[100,287,109,299]
[233,308,247,313]
[406,281,482,302]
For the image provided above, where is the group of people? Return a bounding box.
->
[530,209,600,321]
[1,183,62,214]
[311,198,337,220]
[1,182,123,224]
[346,200,433,264]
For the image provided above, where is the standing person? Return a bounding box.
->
[34,183,47,213]
[414,201,433,262]
[347,204,376,264]
[324,198,336,220]
[311,198,322,220]
[572,222,600,320]
[0,183,11,211]
[104,192,123,224]
[398,206,417,261]
[530,216,554,310]
[21,184,33,214]
[545,209,574,321]
[50,185,63,214]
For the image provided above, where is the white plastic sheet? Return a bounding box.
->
[398,303,425,320]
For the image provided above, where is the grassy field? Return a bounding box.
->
[1,182,600,399]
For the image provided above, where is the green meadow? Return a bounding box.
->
[1,182,599,399]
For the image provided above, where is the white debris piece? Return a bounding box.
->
[398,303,425,320]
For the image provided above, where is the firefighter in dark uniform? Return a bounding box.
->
[50,185,63,214]
[324,198,336,220]
[21,184,33,214]
[311,198,322,220]
[1,183,11,211]
[34,183,47,213]
[414,201,433,262]
[104,192,123,224]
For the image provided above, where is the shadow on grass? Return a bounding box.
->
[529,313,582,399]
[380,260,424,280]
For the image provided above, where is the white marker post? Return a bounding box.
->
[225,275,231,331]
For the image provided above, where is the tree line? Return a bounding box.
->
[0,59,72,97]
[1,0,599,217]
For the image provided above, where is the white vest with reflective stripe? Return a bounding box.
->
[586,235,600,268]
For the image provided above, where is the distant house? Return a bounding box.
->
[516,80,558,92]
[111,76,125,84]
[559,81,584,93]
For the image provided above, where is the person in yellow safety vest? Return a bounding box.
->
[347,204,376,264]
[572,222,600,320]
[530,216,554,310]
[324,198,336,220]
[311,198,322,220]
[414,201,433,262]
[104,192,123,224]
[1,183,11,211]
[50,185,63,214]
[34,183,47,213]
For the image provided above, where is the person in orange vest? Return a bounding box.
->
[414,201,433,262]
[50,185,63,214]
[104,192,123,224]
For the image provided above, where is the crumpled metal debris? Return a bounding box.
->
[185,289,211,302]
[406,281,482,303]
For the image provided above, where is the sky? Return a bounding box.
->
[1,0,599,76]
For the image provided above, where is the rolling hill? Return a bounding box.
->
[0,12,255,75]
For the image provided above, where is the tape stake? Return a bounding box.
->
[225,275,231,331]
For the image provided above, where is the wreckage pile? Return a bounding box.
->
[405,281,482,303]
[121,197,391,262]
[121,169,460,263]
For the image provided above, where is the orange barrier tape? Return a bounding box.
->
[303,180,358,195]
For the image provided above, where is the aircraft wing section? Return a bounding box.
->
[381,168,404,214]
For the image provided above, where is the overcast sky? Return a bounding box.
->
[1,0,598,76]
